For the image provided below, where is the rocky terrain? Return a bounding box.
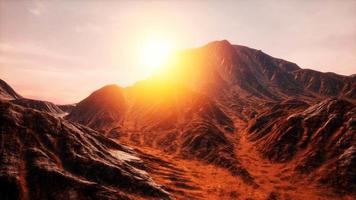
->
[0,79,22,100]
[248,98,355,194]
[0,79,66,116]
[0,100,170,200]
[58,104,77,113]
[10,98,66,116]
[1,40,355,200]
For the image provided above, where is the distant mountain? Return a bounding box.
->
[68,40,355,133]
[292,69,356,99]
[67,85,126,133]
[0,79,22,100]
[154,40,354,101]
[0,79,67,116]
[0,100,170,200]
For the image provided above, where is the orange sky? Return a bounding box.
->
[0,0,355,104]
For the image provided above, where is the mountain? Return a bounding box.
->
[0,100,170,200]
[67,40,355,133]
[167,40,354,100]
[2,40,354,199]
[66,40,355,199]
[0,79,67,116]
[292,69,356,99]
[11,98,65,116]
[67,81,257,187]
[67,85,126,133]
[0,79,22,100]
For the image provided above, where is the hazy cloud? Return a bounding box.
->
[74,22,102,34]
[28,0,46,16]
[0,42,83,63]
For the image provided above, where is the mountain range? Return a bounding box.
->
[0,40,355,200]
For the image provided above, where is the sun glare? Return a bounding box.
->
[141,38,173,74]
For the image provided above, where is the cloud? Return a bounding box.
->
[74,22,102,34]
[0,42,83,63]
[28,0,46,16]
[0,41,87,73]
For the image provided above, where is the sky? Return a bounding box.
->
[0,0,356,104]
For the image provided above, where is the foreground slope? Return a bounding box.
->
[0,100,170,200]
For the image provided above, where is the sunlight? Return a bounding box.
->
[141,37,173,75]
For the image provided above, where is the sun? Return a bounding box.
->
[141,38,173,74]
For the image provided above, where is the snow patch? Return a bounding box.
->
[109,150,141,162]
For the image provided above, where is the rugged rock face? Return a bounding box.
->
[0,100,170,200]
[11,98,65,116]
[0,79,22,100]
[292,69,356,98]
[248,98,356,194]
[183,40,355,100]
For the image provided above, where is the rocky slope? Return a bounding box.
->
[248,98,355,194]
[68,80,257,187]
[58,104,77,113]
[0,79,67,116]
[0,79,22,100]
[158,40,354,102]
[0,100,170,200]
[67,85,126,133]
[11,98,65,116]
[292,69,356,99]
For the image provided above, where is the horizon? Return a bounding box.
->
[1,0,356,104]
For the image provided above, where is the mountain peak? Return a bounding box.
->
[203,39,237,58]
[95,84,122,93]
[204,39,233,48]
[0,79,22,100]
[66,84,126,132]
